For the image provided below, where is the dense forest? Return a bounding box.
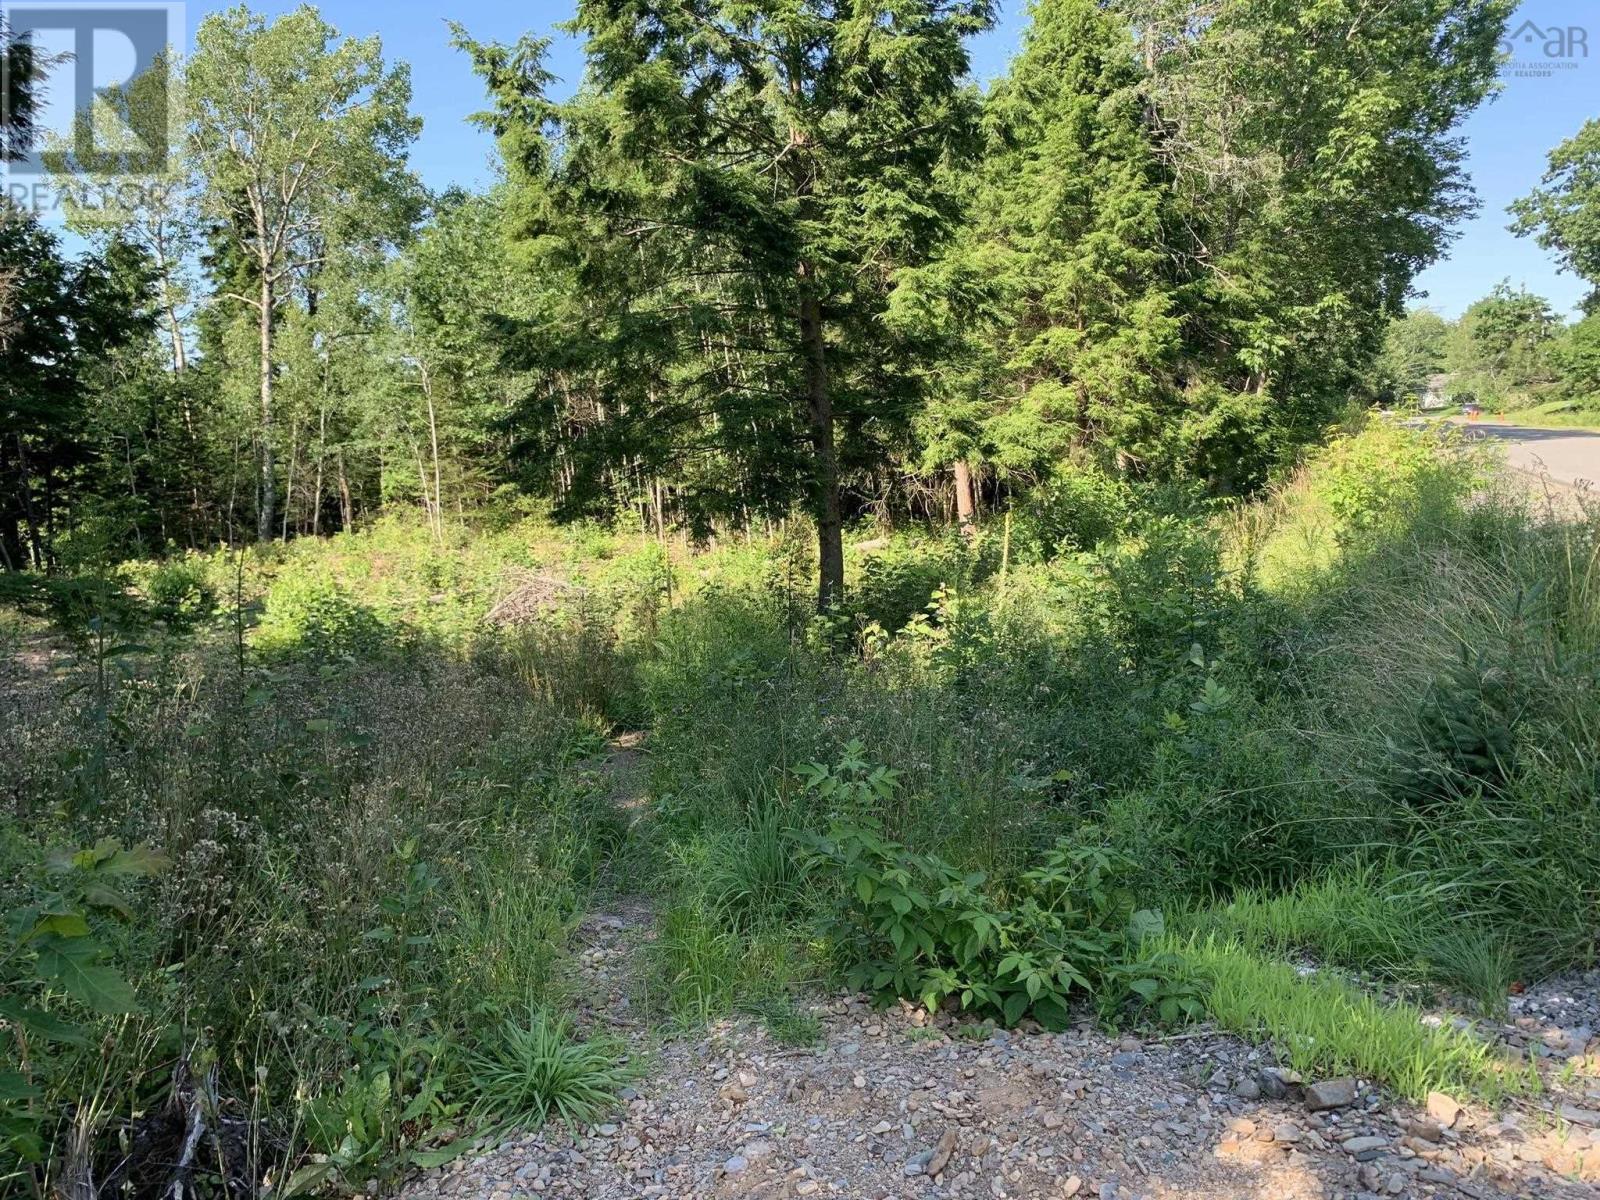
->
[6,4,1600,1200]
[5,0,1595,600]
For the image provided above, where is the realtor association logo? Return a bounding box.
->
[1499,19,1589,79]
[1,2,182,180]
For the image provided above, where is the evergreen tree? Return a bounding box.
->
[0,213,155,567]
[972,0,1182,482]
[459,0,994,609]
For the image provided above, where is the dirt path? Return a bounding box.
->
[402,736,1600,1200]
[568,731,659,1038]
[408,993,1597,1200]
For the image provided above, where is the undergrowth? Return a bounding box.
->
[4,419,1597,1192]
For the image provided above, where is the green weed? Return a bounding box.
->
[461,1008,635,1133]
[1174,936,1534,1103]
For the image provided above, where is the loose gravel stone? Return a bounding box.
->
[1306,1077,1359,1110]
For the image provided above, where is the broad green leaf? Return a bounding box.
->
[82,884,132,918]
[0,1000,91,1046]
[34,941,139,1013]
[28,912,89,940]
[0,1071,43,1102]
[101,843,171,877]
[278,1162,335,1197]
[410,1141,472,1169]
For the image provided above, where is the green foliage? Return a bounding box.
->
[850,538,983,634]
[1511,117,1600,312]
[461,1008,634,1134]
[971,0,1183,480]
[255,570,393,660]
[139,556,218,630]
[738,994,824,1048]
[1179,867,1519,1012]
[455,0,996,608]
[0,608,621,1191]
[1174,936,1532,1103]
[0,206,157,571]
[1448,283,1562,407]
[296,1054,464,1195]
[1010,467,1132,562]
[1377,309,1453,404]
[11,406,1600,1193]
[652,898,744,1026]
[805,793,1195,1030]
[2,839,168,1166]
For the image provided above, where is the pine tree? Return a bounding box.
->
[972,0,1182,482]
[459,1,993,609]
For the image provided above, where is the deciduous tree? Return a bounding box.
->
[187,4,421,541]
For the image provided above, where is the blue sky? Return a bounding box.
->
[32,0,1600,318]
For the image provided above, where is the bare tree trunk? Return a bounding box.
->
[953,460,977,538]
[281,415,300,541]
[256,272,276,542]
[311,398,327,537]
[13,435,45,569]
[335,448,354,530]
[148,220,189,376]
[798,275,843,612]
[421,363,444,545]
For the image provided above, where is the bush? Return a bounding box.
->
[255,570,393,660]
[140,556,218,631]
[1010,465,1132,562]
[805,803,1199,1030]
[849,534,981,633]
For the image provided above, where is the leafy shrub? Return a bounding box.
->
[850,536,978,632]
[139,556,218,631]
[805,819,1197,1030]
[255,571,392,660]
[1,839,168,1169]
[1011,465,1132,562]
[297,1055,462,1195]
[0,571,149,642]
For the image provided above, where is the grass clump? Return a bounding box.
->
[1178,866,1521,1013]
[462,1008,636,1134]
[1174,936,1535,1103]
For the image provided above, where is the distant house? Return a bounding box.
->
[1420,373,1453,411]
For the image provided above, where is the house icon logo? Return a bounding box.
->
[1504,18,1545,50]
[1499,19,1589,61]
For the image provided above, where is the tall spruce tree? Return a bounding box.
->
[972,0,1182,481]
[460,0,993,609]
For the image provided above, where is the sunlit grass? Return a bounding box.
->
[1171,935,1537,1104]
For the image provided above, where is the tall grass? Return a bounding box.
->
[7,418,1598,1192]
